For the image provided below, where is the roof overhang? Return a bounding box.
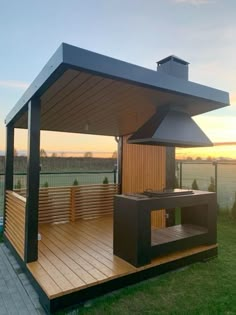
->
[5,43,230,138]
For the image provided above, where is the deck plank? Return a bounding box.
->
[37,251,75,293]
[41,224,133,276]
[55,222,134,270]
[27,262,62,298]
[38,242,86,288]
[26,215,217,300]
[39,228,98,284]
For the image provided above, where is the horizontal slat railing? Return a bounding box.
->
[38,187,71,224]
[5,190,26,259]
[73,184,118,220]
[16,184,118,224]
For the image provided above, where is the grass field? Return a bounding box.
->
[57,214,236,315]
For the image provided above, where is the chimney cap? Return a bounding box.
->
[157,55,189,66]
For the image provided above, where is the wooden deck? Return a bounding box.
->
[26,215,217,310]
[28,215,134,299]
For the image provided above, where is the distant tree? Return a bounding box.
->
[207,156,213,161]
[14,179,21,189]
[103,177,109,184]
[186,156,193,161]
[195,157,202,161]
[84,152,93,158]
[192,179,199,190]
[40,148,47,157]
[208,176,215,192]
[43,181,49,188]
[51,152,57,157]
[112,151,117,159]
[14,148,18,157]
[73,179,79,186]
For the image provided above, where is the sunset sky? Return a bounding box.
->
[1,0,236,158]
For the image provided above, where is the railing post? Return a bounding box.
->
[180,161,183,188]
[213,161,218,200]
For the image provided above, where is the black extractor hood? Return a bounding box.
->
[128,55,213,148]
[128,108,212,148]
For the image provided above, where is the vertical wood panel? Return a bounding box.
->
[122,136,166,228]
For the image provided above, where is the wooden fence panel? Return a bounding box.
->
[74,184,118,220]
[15,184,118,224]
[5,190,26,259]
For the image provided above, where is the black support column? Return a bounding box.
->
[117,136,123,194]
[165,147,176,226]
[24,98,41,263]
[4,124,15,227]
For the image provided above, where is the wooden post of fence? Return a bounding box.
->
[70,186,76,222]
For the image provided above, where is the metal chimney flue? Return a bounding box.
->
[157,55,189,80]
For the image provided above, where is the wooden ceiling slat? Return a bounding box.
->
[14,68,215,137]
[60,97,156,137]
[60,87,156,135]
[43,77,115,130]
[41,70,80,105]
[79,86,157,125]
[41,76,109,129]
[16,113,28,129]
[15,80,154,132]
[47,80,136,132]
[41,72,97,127]
[64,107,155,137]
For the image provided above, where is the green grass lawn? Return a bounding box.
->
[59,215,236,315]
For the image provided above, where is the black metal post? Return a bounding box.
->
[117,136,123,194]
[3,123,15,228]
[24,98,41,263]
[180,161,183,188]
[166,147,175,189]
[214,161,218,200]
[113,165,117,184]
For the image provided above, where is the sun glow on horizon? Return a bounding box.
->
[176,144,236,160]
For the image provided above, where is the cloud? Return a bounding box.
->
[0,80,29,89]
[174,0,212,5]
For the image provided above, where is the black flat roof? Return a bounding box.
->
[5,43,230,137]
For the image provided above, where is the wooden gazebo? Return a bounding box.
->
[4,43,229,313]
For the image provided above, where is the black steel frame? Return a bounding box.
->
[24,99,41,262]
